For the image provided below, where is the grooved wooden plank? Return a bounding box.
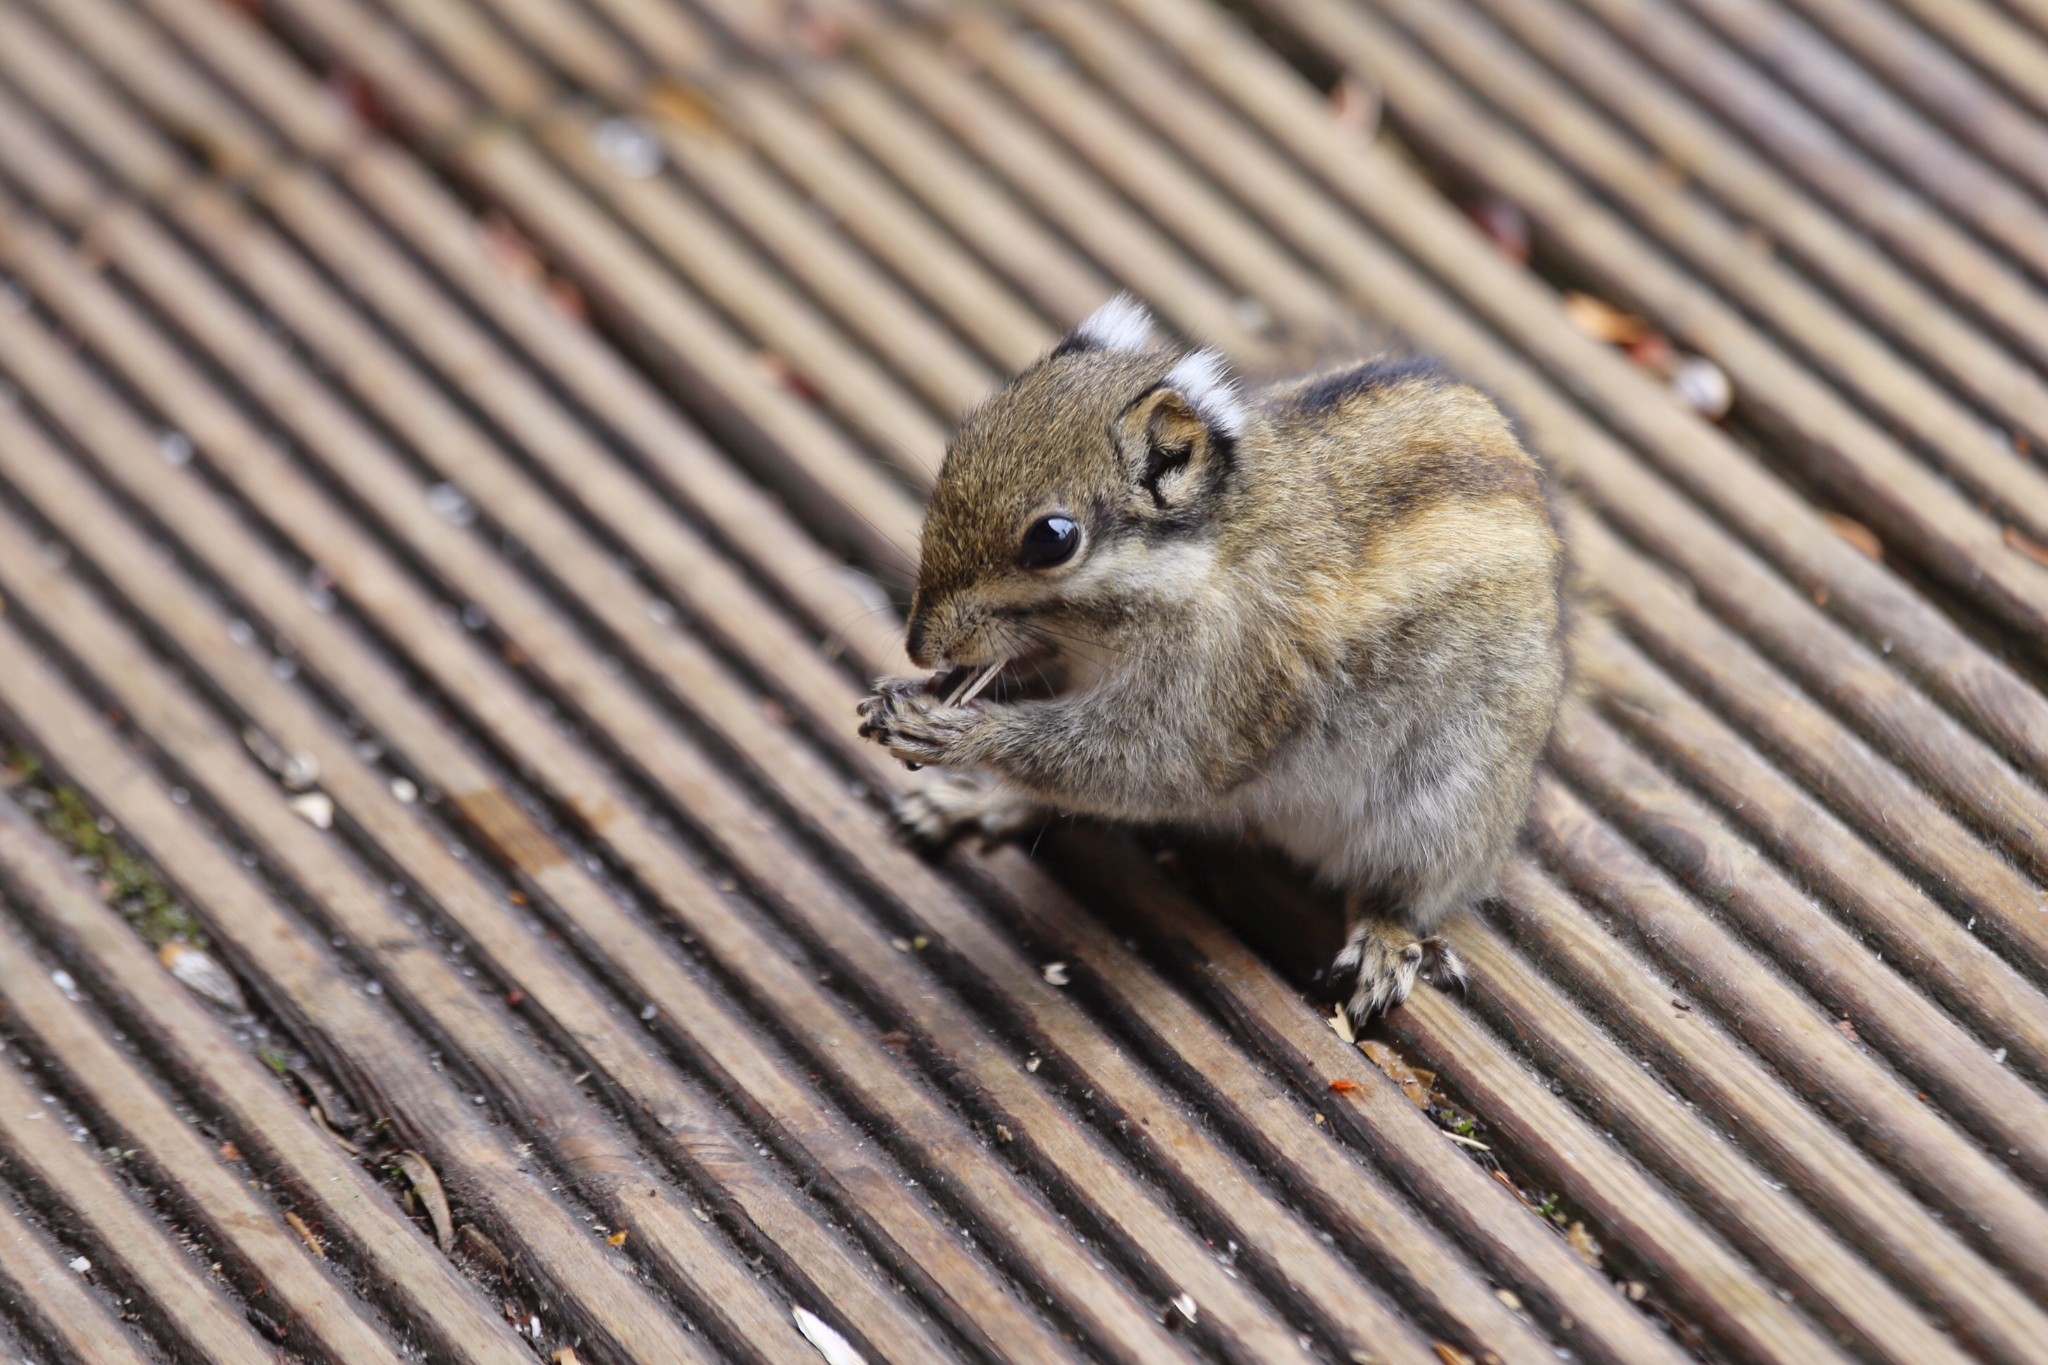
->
[534,110,955,476]
[1526,773,2048,1247]
[0,910,411,1365]
[8,7,1638,1358]
[0,355,734,1365]
[0,992,279,1365]
[1567,522,2048,999]
[0,224,1114,1364]
[0,754,529,1365]
[1471,866,2048,1364]
[0,395,965,1365]
[0,1198,154,1365]
[0,0,2041,1358]
[17,122,1463,1365]
[1805,0,2048,139]
[1387,993,1860,1365]
[220,13,1744,1365]
[0,18,1679,1365]
[1449,0,2048,407]
[1343,0,2048,532]
[239,0,2048,1358]
[1587,0,2048,307]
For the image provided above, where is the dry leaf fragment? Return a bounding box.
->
[793,1307,866,1365]
[546,279,588,323]
[1467,198,1529,265]
[219,1142,242,1162]
[1330,75,1381,135]
[285,1210,325,1258]
[1565,1221,1604,1270]
[792,12,852,58]
[1624,331,1674,373]
[1434,1343,1476,1365]
[756,351,822,403]
[1563,292,1651,346]
[1834,1018,1860,1043]
[607,1229,628,1247]
[645,81,723,137]
[309,1103,360,1155]
[2005,524,2048,568]
[1822,513,1882,561]
[479,214,545,285]
[161,942,248,1013]
[460,1224,511,1275]
[551,1352,580,1365]
[1359,1040,1436,1109]
[395,1150,454,1248]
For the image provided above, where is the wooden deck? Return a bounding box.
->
[0,0,2043,1360]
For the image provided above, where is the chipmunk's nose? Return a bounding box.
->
[905,614,935,669]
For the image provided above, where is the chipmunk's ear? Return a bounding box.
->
[1052,293,1156,357]
[1119,349,1244,513]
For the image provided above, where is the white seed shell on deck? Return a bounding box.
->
[792,1308,866,1365]
[1669,355,1733,419]
[160,942,248,1013]
[289,793,335,830]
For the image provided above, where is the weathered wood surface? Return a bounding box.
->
[0,0,2040,1360]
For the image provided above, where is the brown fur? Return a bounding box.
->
[859,301,1565,1020]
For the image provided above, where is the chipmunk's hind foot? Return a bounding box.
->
[893,772,1044,850]
[1335,920,1466,1024]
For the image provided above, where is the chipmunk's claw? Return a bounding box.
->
[857,679,979,769]
[1335,923,1465,1024]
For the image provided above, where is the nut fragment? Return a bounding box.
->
[161,942,247,1013]
[792,1307,865,1365]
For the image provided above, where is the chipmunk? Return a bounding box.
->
[857,297,1564,1020]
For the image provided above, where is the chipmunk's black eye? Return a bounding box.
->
[1019,514,1081,569]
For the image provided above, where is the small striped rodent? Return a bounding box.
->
[858,297,1564,1021]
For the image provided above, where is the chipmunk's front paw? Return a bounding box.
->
[1334,921,1466,1024]
[856,678,982,769]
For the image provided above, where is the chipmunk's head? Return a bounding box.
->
[907,296,1247,678]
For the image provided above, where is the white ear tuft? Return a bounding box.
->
[1069,293,1156,353]
[1164,348,1246,440]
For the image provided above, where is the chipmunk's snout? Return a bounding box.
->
[905,592,969,670]
[905,610,935,670]
[905,589,1010,672]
